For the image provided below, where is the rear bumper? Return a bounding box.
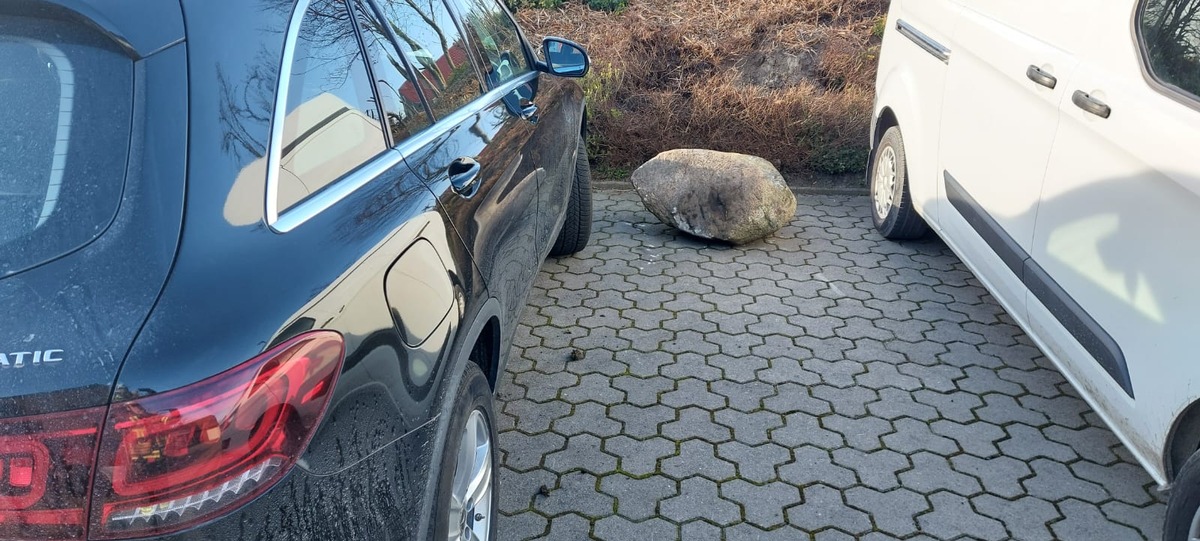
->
[141,422,437,541]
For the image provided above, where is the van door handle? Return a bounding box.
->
[1026,65,1057,89]
[1072,90,1112,119]
[448,157,481,195]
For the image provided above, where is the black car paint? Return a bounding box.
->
[407,73,583,368]
[0,0,585,538]
[0,0,187,417]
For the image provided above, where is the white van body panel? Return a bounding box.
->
[875,0,1200,486]
[872,0,961,218]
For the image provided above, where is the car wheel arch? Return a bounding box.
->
[470,310,504,391]
[873,106,900,149]
[868,106,901,182]
[1166,399,1200,482]
[413,295,505,537]
[872,61,942,211]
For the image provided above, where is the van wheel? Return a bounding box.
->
[871,127,928,240]
[1165,451,1200,541]
[549,138,593,256]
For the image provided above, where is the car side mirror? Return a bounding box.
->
[540,37,589,78]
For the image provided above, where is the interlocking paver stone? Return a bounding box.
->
[539,513,593,540]
[660,477,741,525]
[786,484,872,535]
[542,433,617,476]
[552,402,622,438]
[898,452,982,497]
[719,479,801,528]
[593,516,675,541]
[916,492,1007,541]
[603,435,675,477]
[661,407,733,444]
[608,403,675,439]
[599,474,678,522]
[930,419,1005,458]
[1022,458,1109,504]
[832,447,910,491]
[535,472,615,518]
[971,494,1062,541]
[661,440,737,482]
[713,409,784,446]
[778,446,857,490]
[499,511,548,540]
[715,441,790,484]
[679,520,722,541]
[500,467,558,514]
[950,454,1032,499]
[823,414,894,452]
[1053,498,1146,541]
[495,190,1164,540]
[770,412,844,449]
[610,374,673,407]
[843,486,930,537]
[882,418,960,456]
[762,382,833,416]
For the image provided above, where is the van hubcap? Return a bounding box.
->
[873,145,898,218]
[449,410,493,541]
[1189,505,1200,541]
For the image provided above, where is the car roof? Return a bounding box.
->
[5,0,184,58]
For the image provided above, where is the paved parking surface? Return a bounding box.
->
[495,189,1166,540]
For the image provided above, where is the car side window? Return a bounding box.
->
[374,0,484,120]
[454,0,532,88]
[276,0,388,214]
[1139,0,1200,100]
[351,0,432,144]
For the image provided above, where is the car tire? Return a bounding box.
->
[549,138,593,256]
[431,362,498,541]
[1165,451,1200,541]
[871,126,928,240]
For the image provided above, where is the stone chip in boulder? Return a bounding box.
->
[631,149,797,244]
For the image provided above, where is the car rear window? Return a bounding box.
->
[0,15,133,277]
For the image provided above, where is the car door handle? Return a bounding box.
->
[1072,90,1111,119]
[1026,65,1057,89]
[448,157,481,196]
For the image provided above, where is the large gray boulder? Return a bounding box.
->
[631,149,797,244]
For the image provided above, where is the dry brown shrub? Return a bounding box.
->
[517,0,886,176]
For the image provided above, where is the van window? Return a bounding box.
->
[276,0,388,214]
[1140,0,1200,100]
[374,0,484,120]
[0,16,133,277]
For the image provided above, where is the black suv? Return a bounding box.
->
[0,0,591,539]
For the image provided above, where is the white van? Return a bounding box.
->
[871,1,1200,537]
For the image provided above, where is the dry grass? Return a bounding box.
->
[516,0,887,177]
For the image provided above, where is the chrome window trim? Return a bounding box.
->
[264,0,312,231]
[265,0,540,235]
[896,19,951,64]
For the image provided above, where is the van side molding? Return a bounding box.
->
[944,171,1133,398]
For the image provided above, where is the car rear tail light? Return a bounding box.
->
[1,332,344,540]
[0,406,106,540]
[90,331,345,538]
[0,332,344,540]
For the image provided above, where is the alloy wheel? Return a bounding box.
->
[448,409,493,541]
